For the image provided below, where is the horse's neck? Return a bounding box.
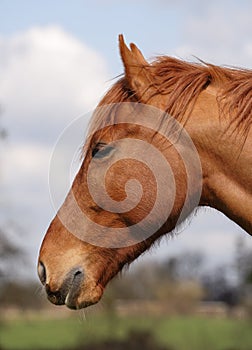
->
[189,89,252,234]
[202,150,252,233]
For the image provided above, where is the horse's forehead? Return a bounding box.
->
[87,103,132,132]
[89,123,144,145]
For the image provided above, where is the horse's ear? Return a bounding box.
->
[119,35,151,99]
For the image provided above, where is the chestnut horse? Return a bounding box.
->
[38,35,252,309]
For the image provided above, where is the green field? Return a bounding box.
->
[1,314,252,350]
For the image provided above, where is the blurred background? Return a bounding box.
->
[1,1,252,349]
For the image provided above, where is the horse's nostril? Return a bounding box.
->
[43,268,84,307]
[74,270,82,277]
[38,261,46,285]
[72,269,83,288]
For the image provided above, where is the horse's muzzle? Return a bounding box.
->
[38,261,84,309]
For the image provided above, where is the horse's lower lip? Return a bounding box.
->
[65,284,104,309]
[45,268,84,307]
[47,293,65,305]
[47,286,80,308]
[64,289,83,309]
[65,292,78,309]
[65,295,94,309]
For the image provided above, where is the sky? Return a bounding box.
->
[1,0,252,282]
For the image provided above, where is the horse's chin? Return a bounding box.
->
[65,286,103,310]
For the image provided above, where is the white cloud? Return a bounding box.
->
[0,25,109,190]
[171,1,252,68]
[0,26,109,144]
[2,142,49,191]
[0,26,109,276]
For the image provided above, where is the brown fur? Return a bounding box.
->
[38,36,252,310]
[97,57,252,137]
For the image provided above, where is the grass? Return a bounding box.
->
[155,316,252,350]
[0,313,252,350]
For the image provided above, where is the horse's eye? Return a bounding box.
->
[92,143,114,159]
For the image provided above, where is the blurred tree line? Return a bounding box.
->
[0,116,43,311]
[0,108,6,139]
[2,241,252,313]
[0,117,42,312]
[104,241,252,315]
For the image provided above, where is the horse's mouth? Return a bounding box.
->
[46,273,103,310]
[38,261,105,309]
[44,268,82,308]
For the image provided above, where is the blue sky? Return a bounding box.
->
[0,1,182,75]
[2,0,252,74]
[1,0,252,281]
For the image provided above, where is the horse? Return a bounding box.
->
[38,35,252,309]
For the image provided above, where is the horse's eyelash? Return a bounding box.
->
[92,142,107,151]
[92,143,113,158]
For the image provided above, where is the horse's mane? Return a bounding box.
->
[98,56,252,137]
